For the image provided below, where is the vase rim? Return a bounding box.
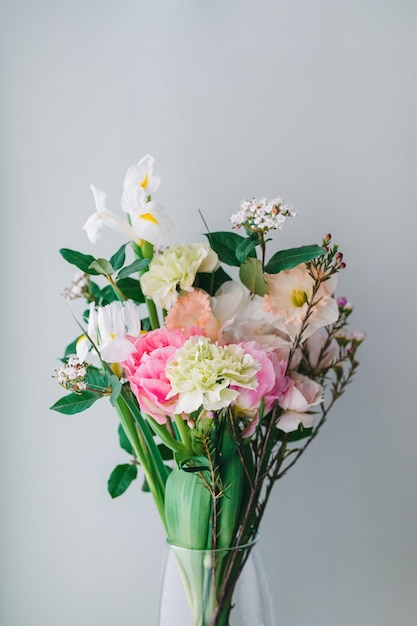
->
[166,533,259,554]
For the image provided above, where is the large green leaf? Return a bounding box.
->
[110,244,127,271]
[107,464,138,498]
[217,426,244,549]
[59,248,100,275]
[204,231,256,267]
[117,258,149,280]
[239,257,268,296]
[50,391,101,414]
[164,465,212,549]
[264,244,324,274]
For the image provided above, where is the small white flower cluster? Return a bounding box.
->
[63,272,89,301]
[55,358,88,392]
[230,197,296,234]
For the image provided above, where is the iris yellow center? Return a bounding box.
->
[291,289,308,307]
[140,173,149,189]
[109,333,115,340]
[140,212,159,225]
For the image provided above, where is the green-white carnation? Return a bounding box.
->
[140,243,218,310]
[166,336,260,414]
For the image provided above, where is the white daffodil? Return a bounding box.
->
[76,300,142,363]
[121,155,174,247]
[83,185,136,244]
[121,154,161,212]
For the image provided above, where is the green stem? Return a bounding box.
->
[146,414,186,454]
[116,393,167,528]
[174,413,193,452]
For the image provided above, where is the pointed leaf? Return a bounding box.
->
[204,231,256,267]
[239,257,268,296]
[117,258,149,280]
[59,248,100,275]
[107,464,138,498]
[118,424,134,455]
[50,391,101,414]
[264,244,324,274]
[88,258,114,276]
[235,235,259,264]
[110,244,127,271]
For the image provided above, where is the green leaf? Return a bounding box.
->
[110,244,127,271]
[117,258,149,280]
[264,244,324,274]
[88,258,114,276]
[204,231,255,267]
[63,338,79,359]
[107,464,138,498]
[117,278,145,302]
[109,375,122,406]
[158,443,174,461]
[59,248,100,275]
[239,257,268,296]
[217,425,244,549]
[50,391,101,414]
[98,278,145,305]
[164,466,212,549]
[118,423,134,455]
[235,235,259,264]
[195,266,232,296]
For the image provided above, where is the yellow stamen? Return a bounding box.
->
[109,333,115,340]
[291,289,308,307]
[111,363,123,379]
[140,212,159,225]
[140,173,149,189]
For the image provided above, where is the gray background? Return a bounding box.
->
[1,1,416,624]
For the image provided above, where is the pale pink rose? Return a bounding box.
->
[121,328,189,423]
[263,264,339,340]
[165,290,220,341]
[276,410,315,434]
[305,331,339,370]
[279,371,323,413]
[277,371,323,433]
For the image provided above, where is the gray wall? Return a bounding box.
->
[1,1,416,624]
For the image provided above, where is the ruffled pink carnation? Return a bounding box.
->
[233,342,290,437]
[121,328,189,423]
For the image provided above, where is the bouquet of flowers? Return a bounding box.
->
[52,155,363,626]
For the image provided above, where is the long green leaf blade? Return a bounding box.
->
[59,248,100,275]
[117,258,149,280]
[264,244,324,274]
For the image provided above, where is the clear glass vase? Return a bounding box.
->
[159,536,276,626]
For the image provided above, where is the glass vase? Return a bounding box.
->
[159,536,276,626]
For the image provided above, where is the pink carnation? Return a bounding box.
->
[234,342,290,437]
[121,328,189,423]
